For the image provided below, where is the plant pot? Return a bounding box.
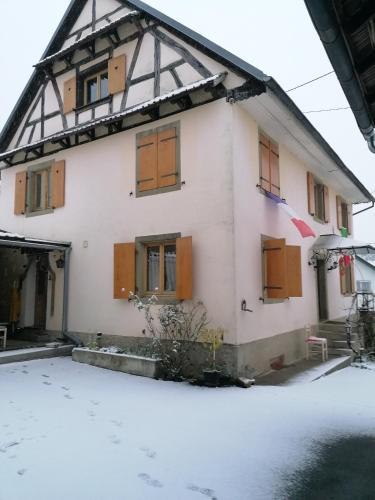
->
[202,369,221,387]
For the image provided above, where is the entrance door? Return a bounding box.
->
[34,254,49,329]
[317,260,328,321]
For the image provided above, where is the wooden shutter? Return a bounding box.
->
[114,243,135,299]
[307,172,315,216]
[286,246,302,297]
[270,142,280,196]
[336,196,343,229]
[63,77,77,114]
[264,239,287,299]
[347,204,353,235]
[157,128,178,188]
[137,133,158,192]
[108,54,126,95]
[259,134,271,191]
[323,185,330,223]
[51,160,65,209]
[14,171,27,215]
[176,236,192,300]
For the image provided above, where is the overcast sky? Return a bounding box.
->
[0,0,374,241]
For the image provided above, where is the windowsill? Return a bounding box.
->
[263,298,287,304]
[136,182,181,198]
[74,95,112,113]
[26,208,54,218]
[313,215,327,225]
[257,185,283,200]
[140,294,181,305]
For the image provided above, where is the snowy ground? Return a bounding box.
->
[1,358,375,500]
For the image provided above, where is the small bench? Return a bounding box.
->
[0,326,7,351]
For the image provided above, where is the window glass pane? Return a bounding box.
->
[35,173,42,209]
[86,78,97,104]
[164,244,176,291]
[341,203,348,229]
[147,246,160,292]
[314,183,325,220]
[100,73,109,99]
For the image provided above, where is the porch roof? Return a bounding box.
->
[0,229,71,251]
[312,234,375,256]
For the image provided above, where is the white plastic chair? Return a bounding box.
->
[305,335,328,361]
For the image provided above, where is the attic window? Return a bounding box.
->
[84,69,109,105]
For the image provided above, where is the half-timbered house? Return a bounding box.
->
[0,0,374,376]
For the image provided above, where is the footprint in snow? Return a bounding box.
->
[17,469,27,476]
[64,394,73,400]
[109,435,121,445]
[61,386,70,391]
[43,381,52,386]
[87,410,96,417]
[110,420,123,428]
[8,455,17,460]
[41,374,50,378]
[90,400,100,406]
[138,473,163,488]
[22,371,29,374]
[0,441,20,453]
[140,447,156,459]
[187,484,218,500]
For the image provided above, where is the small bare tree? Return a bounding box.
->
[130,294,208,380]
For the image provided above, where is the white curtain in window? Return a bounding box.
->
[148,250,160,291]
[165,249,176,291]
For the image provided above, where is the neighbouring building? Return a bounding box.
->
[0,0,374,376]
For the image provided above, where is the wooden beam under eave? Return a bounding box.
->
[140,107,159,120]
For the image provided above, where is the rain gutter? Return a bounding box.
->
[304,0,375,153]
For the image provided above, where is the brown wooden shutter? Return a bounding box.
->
[51,160,65,209]
[307,172,315,216]
[259,134,271,192]
[347,204,353,235]
[108,54,126,95]
[157,128,177,188]
[176,236,192,300]
[14,171,27,215]
[323,185,330,223]
[286,246,302,297]
[264,238,287,299]
[114,243,135,299]
[63,77,77,114]
[336,196,343,229]
[270,142,280,196]
[137,133,158,192]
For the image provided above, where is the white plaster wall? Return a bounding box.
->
[232,104,353,345]
[0,100,237,343]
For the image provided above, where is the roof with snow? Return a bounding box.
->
[0,229,71,250]
[0,0,373,203]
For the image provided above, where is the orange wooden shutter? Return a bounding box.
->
[264,239,287,299]
[286,246,302,297]
[63,77,77,114]
[307,172,315,216]
[336,196,343,229]
[51,160,65,209]
[157,128,178,188]
[14,171,27,215]
[137,133,158,192]
[323,185,330,222]
[270,142,280,196]
[259,134,271,192]
[114,243,135,299]
[108,54,126,95]
[347,204,353,235]
[176,236,192,300]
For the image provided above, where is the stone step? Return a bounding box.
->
[328,347,354,357]
[319,321,358,330]
[318,329,359,341]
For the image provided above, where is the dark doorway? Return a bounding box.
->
[316,260,328,321]
[34,254,49,329]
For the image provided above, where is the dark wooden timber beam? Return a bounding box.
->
[340,1,375,34]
